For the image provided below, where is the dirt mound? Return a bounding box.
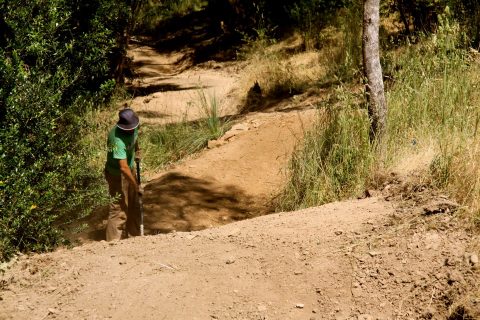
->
[2,197,478,319]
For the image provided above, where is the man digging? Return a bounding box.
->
[104,108,143,241]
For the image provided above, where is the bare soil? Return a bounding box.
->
[1,20,479,320]
[72,37,318,242]
[1,196,479,320]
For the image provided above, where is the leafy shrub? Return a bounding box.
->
[0,63,108,259]
[0,0,132,260]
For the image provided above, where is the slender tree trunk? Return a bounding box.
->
[363,0,387,144]
[395,0,410,35]
[114,0,143,84]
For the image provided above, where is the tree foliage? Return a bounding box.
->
[204,0,480,48]
[387,0,480,46]
[208,0,350,38]
[0,0,133,260]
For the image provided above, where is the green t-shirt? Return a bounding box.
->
[105,126,138,176]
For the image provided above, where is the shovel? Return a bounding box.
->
[136,160,144,236]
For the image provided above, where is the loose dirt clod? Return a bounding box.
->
[422,198,459,215]
[469,254,479,265]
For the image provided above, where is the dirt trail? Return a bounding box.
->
[2,197,478,319]
[1,15,479,320]
[141,109,315,235]
[3,199,392,320]
[132,40,317,234]
[128,41,241,125]
[72,36,318,242]
[132,36,320,233]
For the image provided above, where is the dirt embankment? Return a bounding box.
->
[1,196,479,319]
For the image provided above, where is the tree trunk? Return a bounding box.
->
[362,0,387,144]
[395,0,410,35]
[114,0,143,84]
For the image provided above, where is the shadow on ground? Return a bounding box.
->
[136,110,170,119]
[67,172,269,242]
[129,8,242,71]
[143,172,266,234]
[65,206,109,242]
[127,83,209,97]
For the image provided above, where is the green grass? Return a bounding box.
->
[383,17,480,222]
[140,90,230,173]
[276,90,373,211]
[277,13,480,222]
[140,121,217,171]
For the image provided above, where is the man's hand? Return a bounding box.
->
[119,158,140,193]
[137,184,144,196]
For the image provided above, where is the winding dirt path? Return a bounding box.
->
[72,38,318,242]
[127,41,240,125]
[1,18,479,320]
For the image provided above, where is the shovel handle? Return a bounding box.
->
[136,160,141,184]
[135,159,144,236]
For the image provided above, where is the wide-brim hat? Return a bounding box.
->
[117,108,139,131]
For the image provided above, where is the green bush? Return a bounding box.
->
[0,64,108,259]
[0,0,132,260]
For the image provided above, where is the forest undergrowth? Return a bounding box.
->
[276,10,480,228]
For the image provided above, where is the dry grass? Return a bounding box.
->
[238,31,345,102]
[437,139,480,224]
[390,137,437,175]
[273,12,480,224]
[384,36,480,224]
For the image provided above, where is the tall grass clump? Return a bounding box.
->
[257,53,306,98]
[384,9,480,221]
[330,2,363,80]
[276,89,373,211]
[239,41,328,102]
[141,91,230,172]
[196,88,223,137]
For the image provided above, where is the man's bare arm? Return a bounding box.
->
[119,158,139,193]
